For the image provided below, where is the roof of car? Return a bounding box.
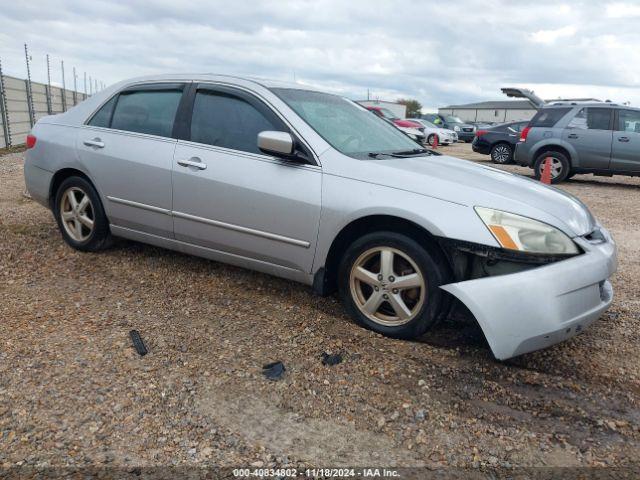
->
[108,73,328,93]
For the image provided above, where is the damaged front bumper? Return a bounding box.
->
[440,228,617,360]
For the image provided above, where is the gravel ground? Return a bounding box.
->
[1,145,639,474]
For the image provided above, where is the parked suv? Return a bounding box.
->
[515,102,640,183]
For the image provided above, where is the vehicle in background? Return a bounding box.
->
[421,113,476,142]
[515,102,640,183]
[365,106,423,130]
[412,118,458,146]
[23,74,617,360]
[472,121,529,164]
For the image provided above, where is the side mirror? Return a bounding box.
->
[258,131,294,156]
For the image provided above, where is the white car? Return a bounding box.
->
[396,125,426,143]
[411,119,458,146]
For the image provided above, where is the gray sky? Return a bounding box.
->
[1,0,638,111]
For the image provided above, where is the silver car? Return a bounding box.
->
[23,74,617,360]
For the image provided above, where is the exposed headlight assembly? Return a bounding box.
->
[454,126,461,132]
[475,207,579,255]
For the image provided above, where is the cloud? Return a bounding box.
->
[606,2,640,18]
[530,26,577,45]
[0,0,639,109]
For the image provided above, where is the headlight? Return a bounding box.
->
[454,126,461,132]
[475,207,579,255]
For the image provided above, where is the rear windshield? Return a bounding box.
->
[529,108,572,128]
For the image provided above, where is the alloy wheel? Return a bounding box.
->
[539,157,563,179]
[492,144,511,163]
[349,246,426,327]
[60,187,95,242]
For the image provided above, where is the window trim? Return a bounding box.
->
[178,82,319,166]
[84,82,187,140]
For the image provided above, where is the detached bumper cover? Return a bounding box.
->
[441,229,617,360]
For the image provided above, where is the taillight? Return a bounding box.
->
[475,130,488,137]
[26,134,37,149]
[519,126,531,142]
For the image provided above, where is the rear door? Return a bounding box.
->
[171,84,322,273]
[77,83,185,238]
[563,107,614,169]
[610,109,640,172]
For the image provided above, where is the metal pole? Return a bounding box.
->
[46,54,52,114]
[72,67,78,105]
[24,43,35,127]
[83,72,87,99]
[0,58,11,148]
[94,78,98,94]
[60,60,67,112]
[89,75,92,95]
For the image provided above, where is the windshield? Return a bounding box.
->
[272,88,420,158]
[445,115,464,124]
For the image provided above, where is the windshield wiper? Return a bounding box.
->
[368,148,435,159]
[390,148,432,156]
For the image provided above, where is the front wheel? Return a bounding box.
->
[337,232,449,339]
[427,134,438,146]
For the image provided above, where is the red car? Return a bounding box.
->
[365,106,423,129]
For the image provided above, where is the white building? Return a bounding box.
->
[439,98,601,124]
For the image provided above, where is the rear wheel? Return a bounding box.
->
[53,176,112,251]
[490,143,513,164]
[337,232,448,339]
[533,152,570,184]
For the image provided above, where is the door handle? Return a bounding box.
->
[177,157,207,170]
[567,134,579,139]
[618,137,630,143]
[83,138,105,148]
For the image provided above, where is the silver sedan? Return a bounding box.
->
[24,74,617,359]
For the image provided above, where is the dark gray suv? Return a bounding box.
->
[514,102,640,183]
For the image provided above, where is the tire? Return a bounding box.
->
[490,143,513,164]
[53,176,112,251]
[427,134,438,146]
[337,231,449,340]
[533,151,570,184]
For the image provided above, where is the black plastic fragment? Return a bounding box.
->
[129,330,148,356]
[262,361,285,380]
[321,352,343,366]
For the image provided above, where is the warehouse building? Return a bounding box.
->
[439,98,600,123]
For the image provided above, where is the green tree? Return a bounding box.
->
[397,98,423,118]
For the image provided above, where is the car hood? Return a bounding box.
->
[395,119,422,128]
[332,154,595,237]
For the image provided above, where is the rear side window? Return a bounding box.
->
[190,90,282,154]
[567,108,613,131]
[87,96,117,128]
[529,108,572,127]
[110,90,183,137]
[618,109,640,133]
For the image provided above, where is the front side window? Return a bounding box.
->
[110,89,182,137]
[530,108,572,128]
[189,90,282,155]
[272,88,420,158]
[618,109,640,133]
[567,108,612,131]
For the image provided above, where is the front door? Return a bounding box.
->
[611,109,640,172]
[563,107,614,169]
[171,85,321,273]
